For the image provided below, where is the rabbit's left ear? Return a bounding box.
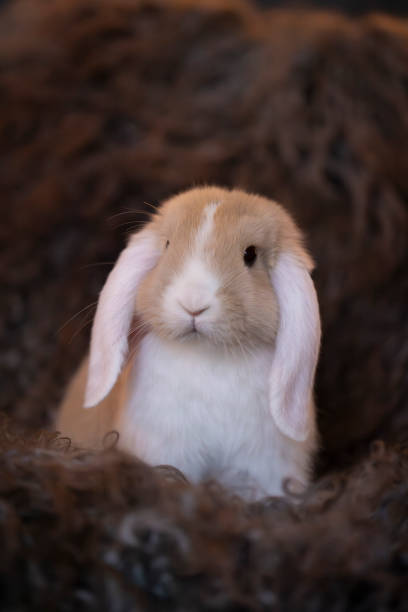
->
[84,228,160,409]
[268,251,321,442]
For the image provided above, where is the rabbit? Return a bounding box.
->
[56,186,321,501]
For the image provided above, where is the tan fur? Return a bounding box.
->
[56,358,131,448]
[58,186,314,446]
[136,186,312,348]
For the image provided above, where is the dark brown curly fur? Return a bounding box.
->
[1,0,408,608]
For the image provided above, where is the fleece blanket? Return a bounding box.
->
[1,1,408,609]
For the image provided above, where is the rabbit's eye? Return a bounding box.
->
[243,245,257,267]
[165,240,170,249]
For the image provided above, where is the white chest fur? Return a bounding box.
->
[116,333,314,500]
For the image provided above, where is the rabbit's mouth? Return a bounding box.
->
[180,325,202,341]
[176,320,212,344]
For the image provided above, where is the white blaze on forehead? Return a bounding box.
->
[163,202,221,317]
[194,202,219,253]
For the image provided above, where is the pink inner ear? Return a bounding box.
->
[269,252,321,442]
[84,229,160,408]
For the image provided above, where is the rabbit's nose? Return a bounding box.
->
[179,302,210,317]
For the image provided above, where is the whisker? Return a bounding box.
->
[126,326,151,364]
[57,301,98,334]
[107,208,147,222]
[113,220,147,231]
[231,330,248,366]
[67,314,95,344]
[128,320,150,337]
[143,201,160,213]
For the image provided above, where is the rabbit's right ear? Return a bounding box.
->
[84,227,160,409]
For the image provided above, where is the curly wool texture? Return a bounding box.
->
[1,0,408,608]
[1,418,408,611]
